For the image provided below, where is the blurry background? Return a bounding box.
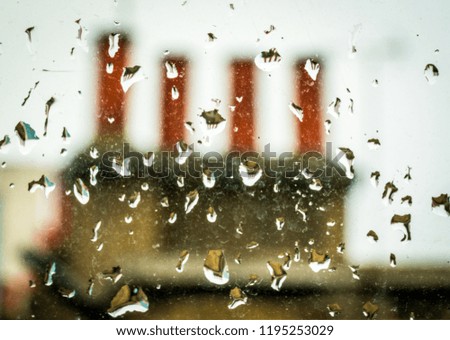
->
[0,0,449,319]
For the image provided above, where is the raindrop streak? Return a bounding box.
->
[121,66,145,93]
[0,135,11,153]
[171,85,179,100]
[203,249,230,285]
[254,48,282,72]
[367,138,381,150]
[390,253,397,268]
[367,230,379,243]
[337,147,355,179]
[370,171,380,187]
[43,97,55,137]
[90,221,101,242]
[107,285,149,318]
[289,102,303,122]
[390,214,411,242]
[308,250,331,273]
[128,191,141,209]
[382,181,398,204]
[304,59,320,81]
[207,206,217,223]
[73,178,90,205]
[175,250,189,273]
[14,121,39,155]
[424,64,439,84]
[21,81,39,106]
[44,262,56,286]
[327,304,342,317]
[165,61,178,79]
[228,287,248,310]
[185,190,199,214]
[28,175,56,198]
[362,301,379,320]
[108,33,120,58]
[266,261,287,291]
[327,98,341,118]
[239,159,262,187]
[75,19,89,52]
[90,165,99,186]
[431,194,450,217]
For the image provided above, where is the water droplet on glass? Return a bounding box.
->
[141,182,149,191]
[112,156,131,177]
[372,79,379,87]
[0,135,12,153]
[168,212,177,224]
[304,59,320,81]
[390,253,397,268]
[236,96,243,103]
[59,288,76,299]
[44,262,56,286]
[348,24,362,58]
[370,171,380,187]
[236,223,244,235]
[326,219,336,228]
[171,85,179,100]
[228,287,248,309]
[431,194,450,217]
[42,97,55,137]
[327,304,342,317]
[234,253,242,265]
[382,181,398,204]
[239,159,262,187]
[199,109,227,141]
[106,62,114,74]
[390,214,411,242]
[349,265,360,280]
[89,165,99,186]
[175,250,189,273]
[28,175,56,198]
[308,249,331,273]
[362,301,379,319]
[9,183,14,189]
[128,191,141,209]
[175,140,193,165]
[294,241,301,262]
[163,49,170,55]
[348,98,354,114]
[289,102,303,122]
[246,274,261,287]
[367,138,381,150]
[107,285,149,318]
[367,230,379,243]
[107,116,115,124]
[184,121,195,135]
[1,162,6,168]
[309,178,323,191]
[246,241,259,250]
[267,261,287,291]
[75,19,89,52]
[125,215,133,224]
[14,121,39,155]
[89,146,99,159]
[25,26,35,54]
[424,64,439,84]
[165,61,178,79]
[61,127,71,143]
[87,278,94,296]
[29,280,36,288]
[275,217,285,231]
[60,148,68,157]
[73,178,90,205]
[337,243,345,254]
[99,266,122,284]
[65,190,72,196]
[263,24,276,34]
[202,167,216,189]
[337,147,355,179]
[295,202,307,222]
[160,196,169,208]
[177,176,185,188]
[207,206,217,223]
[185,190,199,214]
[108,33,120,58]
[90,221,101,242]
[143,152,154,167]
[203,249,229,285]
[207,32,218,42]
[255,48,282,72]
[401,195,412,206]
[281,252,292,271]
[327,98,341,118]
[118,194,126,202]
[121,65,145,93]
[324,120,331,135]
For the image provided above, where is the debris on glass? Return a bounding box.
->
[160,196,169,208]
[207,32,217,42]
[28,175,56,198]
[431,194,450,217]
[424,64,439,84]
[390,214,411,242]
[143,152,154,167]
[175,250,189,273]
[24,26,35,54]
[289,102,303,122]
[234,253,242,265]
[203,249,230,285]
[29,280,36,288]
[372,79,379,87]
[228,287,248,310]
[14,121,39,155]
[22,81,39,107]
[308,249,331,273]
[42,97,55,137]
[121,65,145,93]
[107,285,149,318]
[73,178,90,205]
[348,98,354,114]
[267,261,287,291]
[404,166,412,181]
[304,59,320,81]
[254,48,282,72]
[184,121,195,134]
[362,301,379,319]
